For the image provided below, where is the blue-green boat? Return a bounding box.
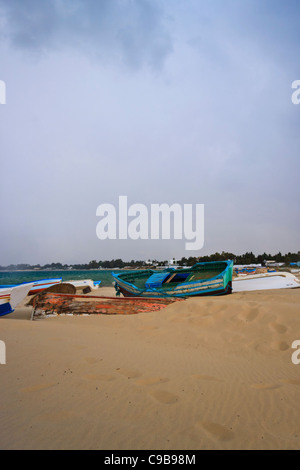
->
[112,260,233,298]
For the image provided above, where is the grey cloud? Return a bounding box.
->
[0,0,173,69]
[0,0,299,265]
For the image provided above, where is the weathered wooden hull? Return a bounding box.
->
[31,292,182,320]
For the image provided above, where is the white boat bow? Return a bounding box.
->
[233,272,300,292]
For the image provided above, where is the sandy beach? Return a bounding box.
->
[0,285,299,450]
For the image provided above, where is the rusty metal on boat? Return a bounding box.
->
[30,292,183,320]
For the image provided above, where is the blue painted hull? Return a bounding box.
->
[0,282,35,317]
[0,302,14,317]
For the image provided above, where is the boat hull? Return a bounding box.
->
[0,279,63,295]
[28,279,62,295]
[112,261,233,298]
[0,283,35,317]
[117,281,232,298]
[31,292,182,319]
[232,272,300,292]
[0,297,13,316]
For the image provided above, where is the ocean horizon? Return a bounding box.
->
[0,269,123,287]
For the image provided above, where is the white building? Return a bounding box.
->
[168,258,181,266]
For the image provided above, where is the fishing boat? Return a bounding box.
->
[232,271,300,292]
[112,260,233,298]
[0,278,63,295]
[0,282,35,317]
[30,292,182,320]
[27,278,62,294]
[67,279,101,290]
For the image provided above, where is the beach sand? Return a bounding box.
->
[0,286,299,450]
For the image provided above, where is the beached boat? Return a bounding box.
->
[0,282,35,317]
[0,278,62,295]
[232,272,300,292]
[112,260,233,298]
[27,278,62,294]
[67,279,101,290]
[30,292,182,320]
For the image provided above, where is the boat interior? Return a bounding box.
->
[116,263,227,291]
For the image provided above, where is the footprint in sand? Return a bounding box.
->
[269,323,287,334]
[238,308,259,322]
[247,301,258,308]
[84,357,102,364]
[135,377,169,386]
[191,374,223,382]
[201,421,234,441]
[38,410,74,422]
[271,341,290,352]
[21,382,58,393]
[83,374,114,382]
[116,368,141,379]
[281,379,300,386]
[138,325,159,331]
[149,390,179,404]
[246,308,259,322]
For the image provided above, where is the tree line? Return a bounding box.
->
[0,251,299,271]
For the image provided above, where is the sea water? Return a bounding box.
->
[0,270,122,287]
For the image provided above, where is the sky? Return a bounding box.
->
[0,0,299,265]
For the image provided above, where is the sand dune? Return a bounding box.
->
[0,286,299,450]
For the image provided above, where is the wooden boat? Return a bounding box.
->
[112,260,233,298]
[0,282,35,317]
[1,278,62,295]
[232,272,300,292]
[30,292,182,320]
[67,279,101,290]
[27,278,62,294]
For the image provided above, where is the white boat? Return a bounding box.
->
[0,283,35,317]
[67,279,101,290]
[232,272,300,292]
[0,278,62,295]
[28,278,62,294]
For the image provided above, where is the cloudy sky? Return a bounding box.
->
[0,0,299,265]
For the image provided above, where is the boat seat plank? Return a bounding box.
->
[145,272,170,289]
